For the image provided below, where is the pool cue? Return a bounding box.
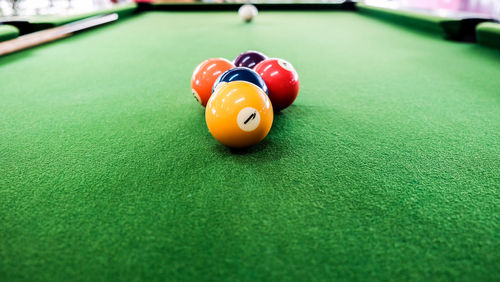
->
[0,13,119,57]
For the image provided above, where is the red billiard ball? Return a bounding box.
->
[254,58,299,111]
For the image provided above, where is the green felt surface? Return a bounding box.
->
[477,22,500,49]
[0,25,19,42]
[1,11,499,281]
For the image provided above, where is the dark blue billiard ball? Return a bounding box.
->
[212,67,268,94]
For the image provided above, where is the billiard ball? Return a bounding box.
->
[191,58,235,107]
[212,67,268,94]
[238,4,258,23]
[206,81,273,148]
[254,58,299,111]
[233,50,267,69]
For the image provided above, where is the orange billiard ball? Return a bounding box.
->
[191,58,235,107]
[205,81,273,148]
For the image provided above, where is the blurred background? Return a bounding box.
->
[0,0,499,19]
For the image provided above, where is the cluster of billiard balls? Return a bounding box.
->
[191,50,300,148]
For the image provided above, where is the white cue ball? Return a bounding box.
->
[238,4,258,23]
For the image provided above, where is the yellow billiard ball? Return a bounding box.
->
[205,81,273,148]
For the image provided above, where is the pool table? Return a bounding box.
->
[1,3,499,281]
